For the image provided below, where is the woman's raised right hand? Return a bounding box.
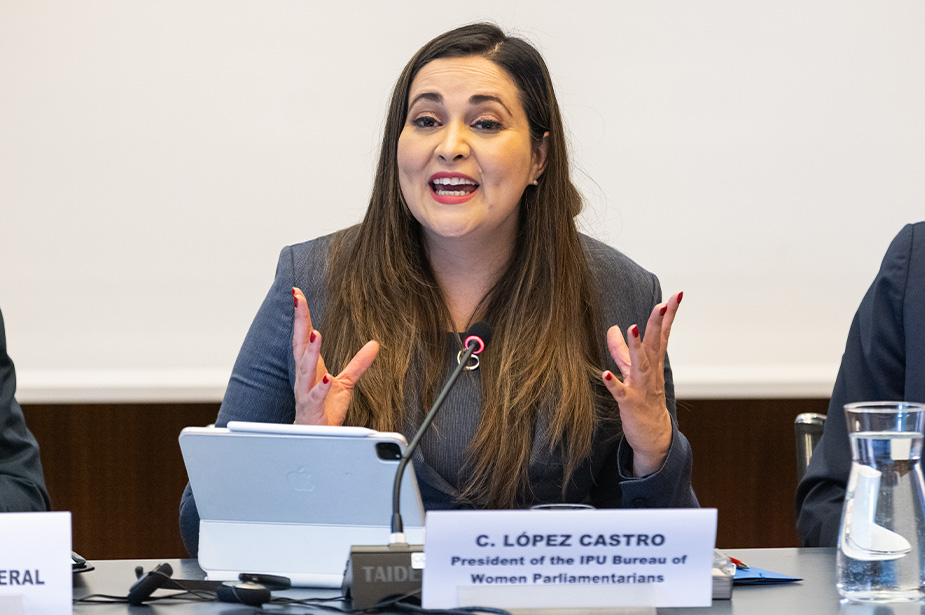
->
[291,287,379,426]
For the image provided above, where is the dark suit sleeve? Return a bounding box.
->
[796,223,920,547]
[179,246,299,556]
[0,310,51,512]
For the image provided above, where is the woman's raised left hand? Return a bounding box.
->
[602,291,683,477]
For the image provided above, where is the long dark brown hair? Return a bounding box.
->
[322,23,611,508]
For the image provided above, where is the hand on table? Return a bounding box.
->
[291,287,379,426]
[602,291,683,477]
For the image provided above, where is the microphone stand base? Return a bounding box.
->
[342,543,424,610]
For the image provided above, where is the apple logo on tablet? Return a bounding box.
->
[287,467,316,493]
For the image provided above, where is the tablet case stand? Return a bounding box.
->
[180,421,425,588]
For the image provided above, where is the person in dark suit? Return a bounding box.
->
[796,221,925,547]
[0,308,50,512]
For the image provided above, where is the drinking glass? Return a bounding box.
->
[836,402,925,602]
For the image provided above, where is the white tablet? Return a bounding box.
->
[179,421,425,587]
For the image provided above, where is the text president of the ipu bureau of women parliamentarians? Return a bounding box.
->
[179,22,698,556]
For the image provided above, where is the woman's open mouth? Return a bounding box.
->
[429,174,479,204]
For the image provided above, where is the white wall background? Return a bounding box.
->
[2,1,923,402]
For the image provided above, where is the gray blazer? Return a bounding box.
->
[179,233,697,556]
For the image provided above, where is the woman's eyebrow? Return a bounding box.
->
[407,92,512,116]
[408,92,442,108]
[470,94,511,116]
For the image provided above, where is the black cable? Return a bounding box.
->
[73,594,132,603]
[74,589,215,604]
[76,575,508,615]
[260,600,355,614]
[356,591,511,615]
[391,345,475,535]
[389,601,512,615]
[254,593,511,615]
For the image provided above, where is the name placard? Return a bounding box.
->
[422,508,716,609]
[0,512,72,615]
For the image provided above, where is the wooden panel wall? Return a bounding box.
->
[21,398,830,559]
[676,398,830,548]
[23,403,218,560]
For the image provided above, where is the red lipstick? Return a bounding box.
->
[429,172,479,205]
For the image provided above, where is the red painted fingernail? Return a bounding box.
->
[322,375,330,384]
[604,372,613,381]
[631,324,640,338]
[310,332,316,343]
[659,305,667,316]
[292,288,298,307]
[677,291,684,304]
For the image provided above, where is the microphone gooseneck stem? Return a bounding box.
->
[390,340,479,539]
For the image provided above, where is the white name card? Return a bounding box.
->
[0,512,72,615]
[422,508,717,609]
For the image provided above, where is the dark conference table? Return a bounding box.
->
[71,548,921,614]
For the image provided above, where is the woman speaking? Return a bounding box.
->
[180,22,697,556]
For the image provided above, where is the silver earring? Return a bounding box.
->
[532,179,539,186]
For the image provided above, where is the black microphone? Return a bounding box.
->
[343,321,492,609]
[390,320,492,540]
[127,562,173,605]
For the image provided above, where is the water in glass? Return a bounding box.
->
[837,425,925,602]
